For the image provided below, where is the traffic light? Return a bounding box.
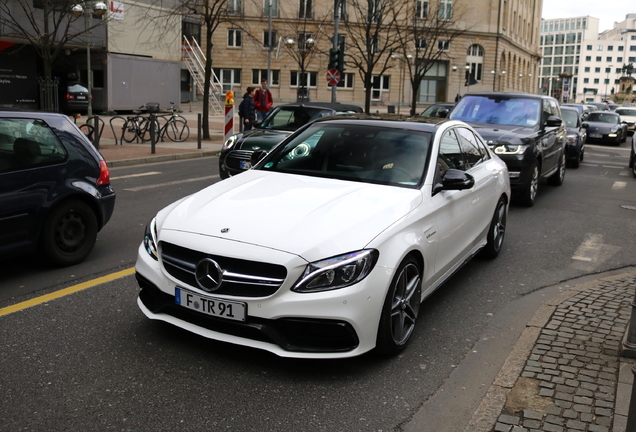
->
[329,48,339,70]
[337,49,346,75]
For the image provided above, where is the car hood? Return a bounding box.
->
[159,171,422,261]
[466,123,538,144]
[237,129,293,151]
[583,121,616,131]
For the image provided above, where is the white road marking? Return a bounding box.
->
[111,171,161,180]
[572,234,604,262]
[612,181,627,189]
[125,175,219,191]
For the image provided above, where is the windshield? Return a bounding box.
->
[450,95,540,127]
[617,109,636,116]
[67,83,88,93]
[257,123,432,188]
[260,107,333,131]
[586,113,618,124]
[561,110,579,127]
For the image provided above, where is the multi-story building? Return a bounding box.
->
[209,0,542,110]
[539,14,636,104]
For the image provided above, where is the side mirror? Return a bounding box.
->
[250,149,268,166]
[441,169,475,191]
[581,123,589,129]
[545,116,562,127]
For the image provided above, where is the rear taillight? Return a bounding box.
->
[65,93,74,100]
[97,160,110,185]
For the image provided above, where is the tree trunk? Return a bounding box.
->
[202,28,214,140]
[363,74,372,113]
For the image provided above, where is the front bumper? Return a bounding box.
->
[134,241,391,359]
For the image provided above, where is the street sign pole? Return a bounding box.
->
[331,0,341,103]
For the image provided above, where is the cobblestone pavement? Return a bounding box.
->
[489,273,636,432]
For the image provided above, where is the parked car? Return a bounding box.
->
[421,103,455,118]
[607,104,619,111]
[219,102,362,179]
[615,107,636,134]
[588,102,610,111]
[449,92,567,206]
[582,111,628,145]
[60,81,90,114]
[561,103,590,120]
[136,115,510,359]
[560,106,586,168]
[0,110,116,265]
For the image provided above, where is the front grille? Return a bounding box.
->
[226,150,252,169]
[160,242,287,297]
[136,274,359,353]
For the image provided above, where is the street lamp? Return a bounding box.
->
[71,1,107,117]
[453,65,461,100]
[528,73,533,94]
[285,37,315,102]
[465,65,471,93]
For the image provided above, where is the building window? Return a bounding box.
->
[252,69,280,85]
[630,57,636,63]
[583,78,589,83]
[566,33,576,44]
[543,58,552,65]
[290,71,317,87]
[263,0,278,17]
[596,56,602,62]
[544,47,553,55]
[228,29,242,47]
[586,45,592,50]
[336,73,355,89]
[554,46,563,55]
[595,67,601,73]
[438,40,450,51]
[183,21,201,43]
[466,44,484,80]
[593,78,599,84]
[297,32,314,51]
[370,75,390,101]
[299,0,312,19]
[604,79,610,85]
[618,57,623,62]
[584,67,590,72]
[415,39,427,50]
[565,46,575,55]
[213,68,241,91]
[585,56,591,61]
[227,0,243,15]
[631,46,636,52]
[556,34,564,44]
[597,45,603,51]
[608,45,614,51]
[606,56,612,62]
[416,0,428,18]
[632,36,636,40]
[439,0,452,19]
[369,0,380,23]
[263,30,277,48]
[618,46,624,51]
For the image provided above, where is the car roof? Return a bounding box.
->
[463,92,553,100]
[560,106,580,113]
[311,113,451,131]
[275,102,363,113]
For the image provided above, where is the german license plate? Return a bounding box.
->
[239,161,251,170]
[175,287,246,321]
[76,95,86,100]
[590,133,602,138]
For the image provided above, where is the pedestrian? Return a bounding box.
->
[254,79,273,122]
[238,87,256,131]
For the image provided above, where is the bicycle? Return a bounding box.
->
[156,102,190,142]
[121,106,154,143]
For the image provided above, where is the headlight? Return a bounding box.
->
[610,125,620,133]
[222,135,238,151]
[493,144,530,155]
[566,134,578,144]
[144,218,158,260]
[292,249,379,293]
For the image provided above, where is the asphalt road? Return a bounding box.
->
[1,141,636,431]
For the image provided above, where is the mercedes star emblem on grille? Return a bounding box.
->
[195,258,223,292]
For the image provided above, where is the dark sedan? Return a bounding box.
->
[219,102,362,179]
[421,103,454,118]
[582,111,627,145]
[560,106,586,168]
[0,110,116,266]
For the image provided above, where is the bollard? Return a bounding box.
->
[92,115,100,150]
[627,366,636,431]
[621,286,636,358]
[197,113,202,150]
[149,113,156,154]
[224,90,234,144]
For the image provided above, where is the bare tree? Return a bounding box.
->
[395,1,468,115]
[341,0,406,113]
[0,0,107,110]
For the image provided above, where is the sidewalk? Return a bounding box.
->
[466,271,636,432]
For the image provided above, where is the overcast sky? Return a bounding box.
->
[541,1,635,33]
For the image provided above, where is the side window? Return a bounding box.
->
[0,118,67,174]
[438,129,465,171]
[549,100,560,118]
[456,127,489,169]
[542,99,552,123]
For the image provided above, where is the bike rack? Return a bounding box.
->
[109,116,127,145]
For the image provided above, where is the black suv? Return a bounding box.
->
[449,92,567,206]
[0,111,116,266]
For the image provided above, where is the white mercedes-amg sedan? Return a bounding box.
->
[135,115,510,359]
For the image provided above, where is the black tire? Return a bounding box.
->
[518,160,540,207]
[165,119,190,142]
[376,256,422,356]
[480,197,507,259]
[41,200,98,266]
[622,130,627,143]
[548,151,566,186]
[122,120,138,143]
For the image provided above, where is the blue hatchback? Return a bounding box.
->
[0,111,116,266]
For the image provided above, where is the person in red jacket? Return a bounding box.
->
[254,79,273,122]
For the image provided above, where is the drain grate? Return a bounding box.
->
[621,205,636,211]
